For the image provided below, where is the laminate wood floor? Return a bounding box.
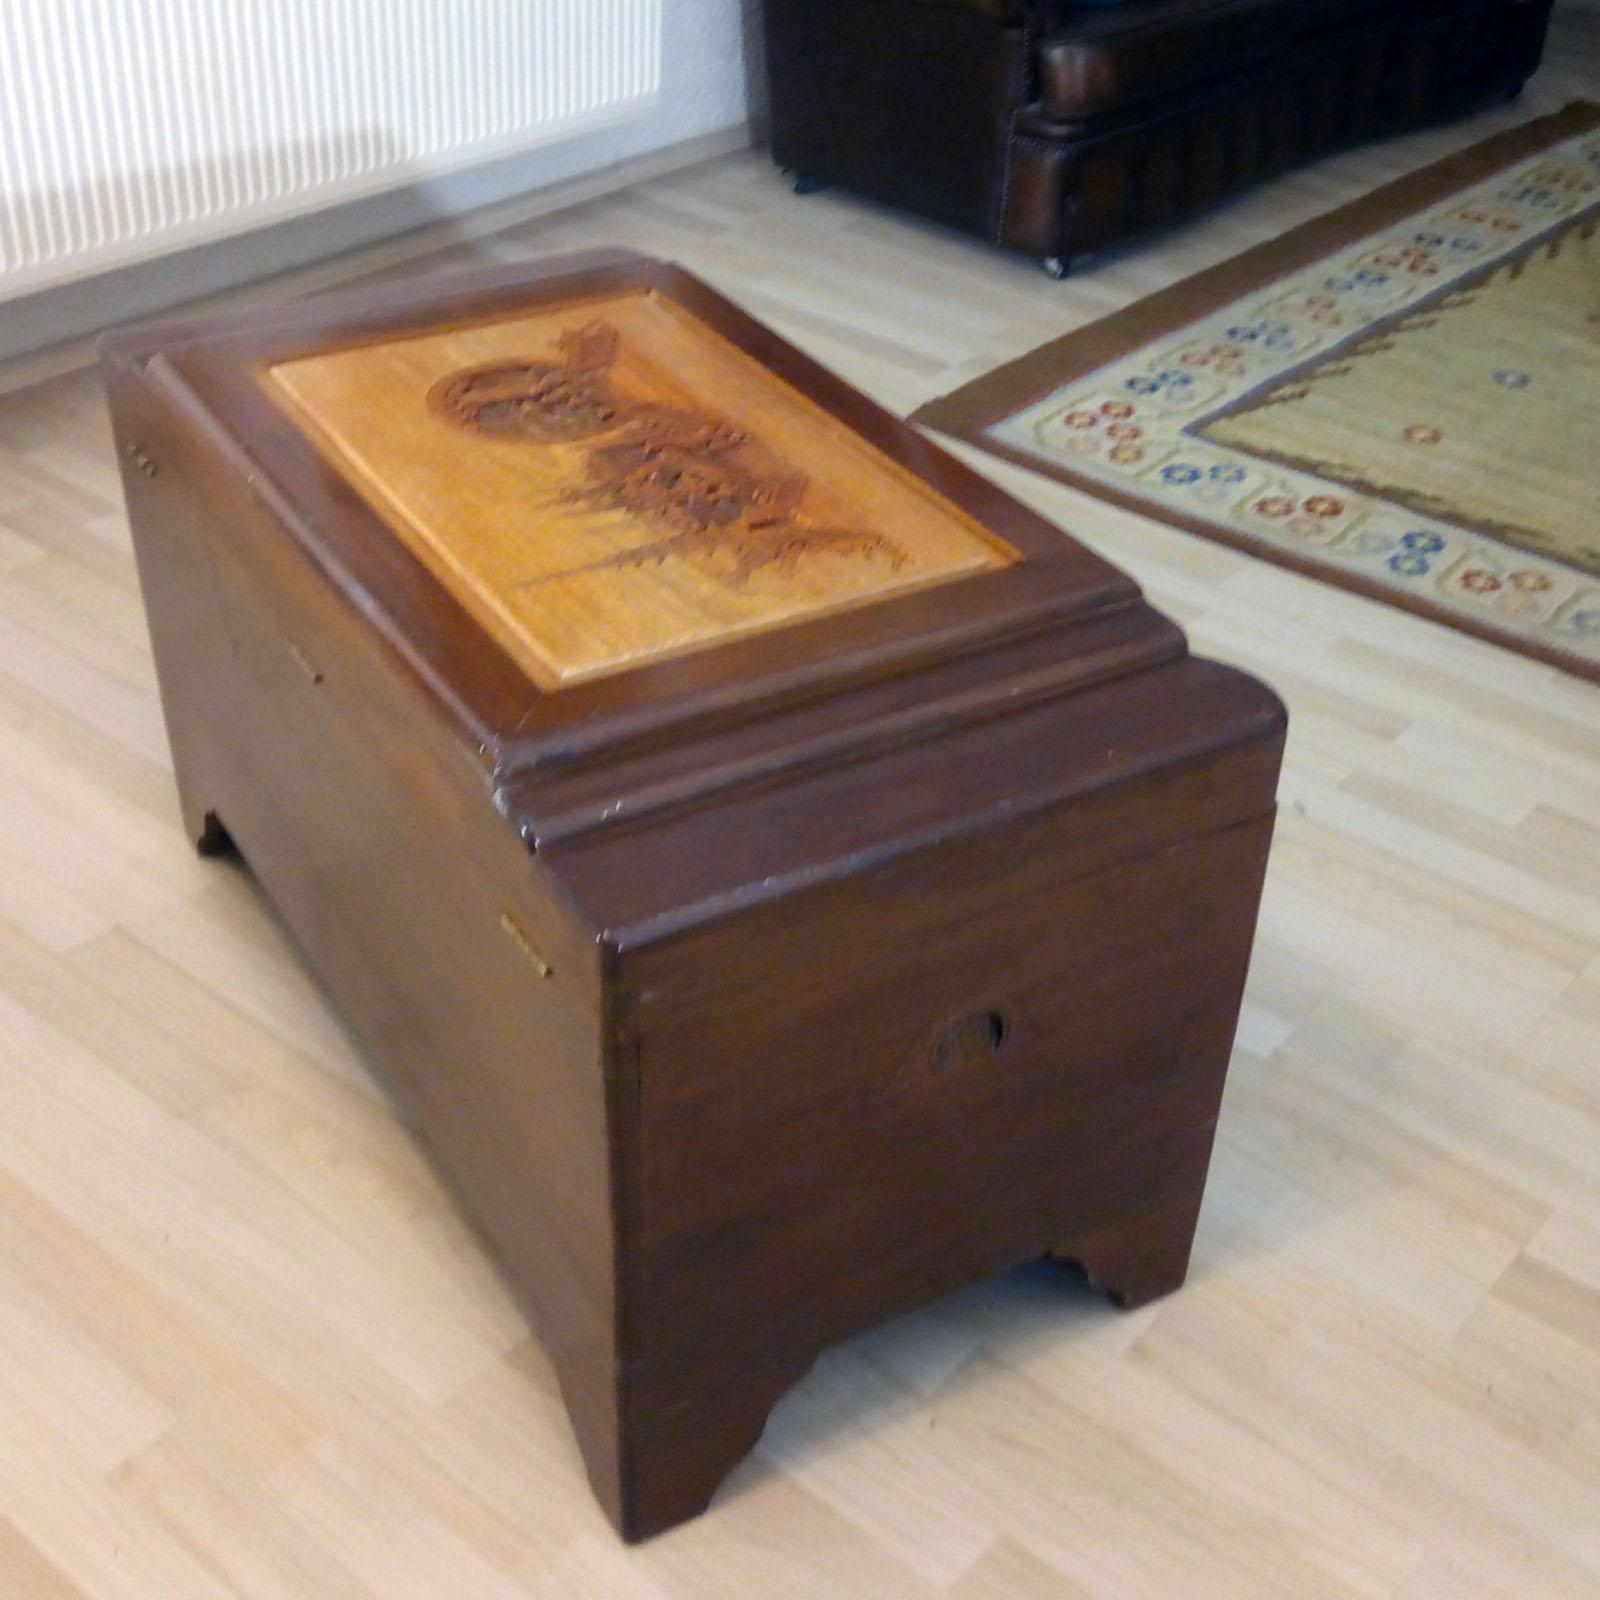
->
[1,11,1597,1596]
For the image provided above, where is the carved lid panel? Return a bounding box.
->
[265,287,1014,687]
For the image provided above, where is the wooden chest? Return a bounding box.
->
[103,251,1286,1542]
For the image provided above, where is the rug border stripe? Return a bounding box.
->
[909,100,1600,684]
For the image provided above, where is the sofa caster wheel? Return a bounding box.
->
[792,172,829,196]
[1042,255,1069,280]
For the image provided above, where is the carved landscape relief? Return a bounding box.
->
[428,322,908,588]
[265,288,1010,685]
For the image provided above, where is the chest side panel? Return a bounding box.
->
[265,288,1014,688]
[108,356,629,1502]
[621,750,1279,1374]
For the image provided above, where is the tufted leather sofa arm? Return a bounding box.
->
[1038,0,1336,119]
[1033,0,1549,121]
[899,0,1028,15]
[897,0,1055,18]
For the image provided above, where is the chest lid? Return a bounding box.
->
[138,251,1183,836]
[267,283,1014,689]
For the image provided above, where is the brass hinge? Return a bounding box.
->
[499,912,553,978]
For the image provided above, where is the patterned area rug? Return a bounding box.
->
[914,103,1600,683]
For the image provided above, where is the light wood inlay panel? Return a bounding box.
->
[267,289,1012,686]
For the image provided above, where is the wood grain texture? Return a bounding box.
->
[1,8,1598,1593]
[268,287,1011,686]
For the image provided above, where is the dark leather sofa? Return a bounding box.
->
[762,0,1557,273]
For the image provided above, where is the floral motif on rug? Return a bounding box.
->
[915,106,1600,681]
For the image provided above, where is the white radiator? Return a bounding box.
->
[0,0,663,303]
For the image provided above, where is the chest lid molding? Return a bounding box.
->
[140,251,1180,833]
